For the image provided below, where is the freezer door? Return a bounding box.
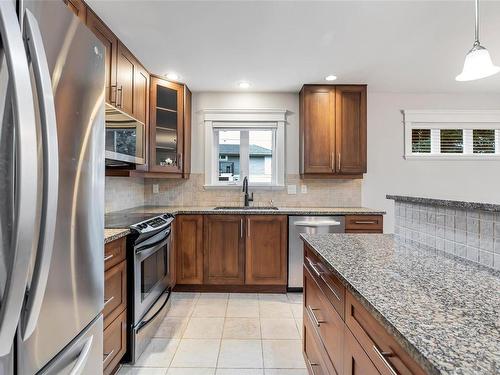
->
[39,315,103,375]
[17,1,105,374]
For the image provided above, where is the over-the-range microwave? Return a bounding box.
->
[105,103,145,166]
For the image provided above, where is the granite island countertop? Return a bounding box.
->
[300,233,500,375]
[105,205,385,229]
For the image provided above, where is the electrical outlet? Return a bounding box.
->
[153,184,159,194]
[301,184,308,193]
[287,184,297,195]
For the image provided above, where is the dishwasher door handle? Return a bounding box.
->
[294,220,341,227]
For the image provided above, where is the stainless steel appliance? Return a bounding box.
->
[288,216,345,290]
[0,0,105,374]
[105,103,145,165]
[128,214,174,363]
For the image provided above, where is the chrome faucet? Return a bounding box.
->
[242,176,253,207]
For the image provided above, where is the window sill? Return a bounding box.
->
[203,184,286,191]
[404,154,500,161]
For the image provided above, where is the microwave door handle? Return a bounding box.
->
[20,10,59,340]
[0,1,39,356]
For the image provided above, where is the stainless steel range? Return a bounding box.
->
[128,214,174,363]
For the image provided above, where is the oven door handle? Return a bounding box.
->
[136,289,171,333]
[135,237,169,261]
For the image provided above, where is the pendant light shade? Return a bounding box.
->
[456,44,500,81]
[456,0,499,81]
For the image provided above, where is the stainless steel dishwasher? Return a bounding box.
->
[288,216,345,290]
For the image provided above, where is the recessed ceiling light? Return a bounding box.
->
[325,75,337,81]
[166,72,179,81]
[238,81,251,89]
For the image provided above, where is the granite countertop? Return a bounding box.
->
[300,233,500,375]
[105,205,385,229]
[387,194,500,212]
[104,228,130,244]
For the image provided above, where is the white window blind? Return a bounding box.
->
[404,110,500,159]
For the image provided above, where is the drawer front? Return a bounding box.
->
[103,309,127,375]
[343,325,380,375]
[303,307,330,375]
[304,245,345,319]
[345,291,425,375]
[104,260,127,329]
[105,237,126,271]
[304,266,343,374]
[345,215,383,233]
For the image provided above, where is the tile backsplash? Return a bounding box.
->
[144,173,361,208]
[395,201,500,270]
[105,177,145,213]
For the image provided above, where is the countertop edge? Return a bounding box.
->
[386,195,500,212]
[104,228,130,244]
[300,234,439,375]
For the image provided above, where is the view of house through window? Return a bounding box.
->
[217,129,274,184]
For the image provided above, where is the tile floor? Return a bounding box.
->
[118,292,306,375]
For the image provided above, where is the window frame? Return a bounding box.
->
[403,110,500,160]
[203,109,287,188]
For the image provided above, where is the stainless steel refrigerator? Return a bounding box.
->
[0,0,105,373]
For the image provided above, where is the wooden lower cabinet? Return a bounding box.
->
[104,237,128,374]
[245,215,287,285]
[303,243,425,375]
[176,215,204,284]
[204,215,245,285]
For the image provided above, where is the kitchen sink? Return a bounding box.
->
[214,206,279,210]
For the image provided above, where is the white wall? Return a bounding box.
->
[363,93,500,233]
[191,92,300,174]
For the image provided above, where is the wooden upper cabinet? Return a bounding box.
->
[176,215,204,284]
[245,215,287,285]
[149,77,184,174]
[300,86,336,175]
[183,86,192,178]
[134,64,150,125]
[335,85,367,175]
[204,215,245,285]
[300,84,367,178]
[63,0,86,22]
[116,42,135,116]
[85,9,117,104]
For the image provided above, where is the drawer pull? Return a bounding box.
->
[319,273,341,302]
[307,305,325,327]
[103,349,115,364]
[104,254,114,262]
[307,358,320,375]
[305,257,321,277]
[104,296,115,308]
[373,345,397,375]
[354,220,378,224]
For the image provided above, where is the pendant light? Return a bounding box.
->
[456,0,500,81]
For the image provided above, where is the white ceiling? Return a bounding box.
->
[87,0,500,93]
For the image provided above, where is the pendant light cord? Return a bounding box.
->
[474,0,480,45]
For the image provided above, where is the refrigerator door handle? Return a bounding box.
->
[20,9,60,340]
[68,335,94,375]
[0,1,39,357]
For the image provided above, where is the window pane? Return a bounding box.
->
[218,130,240,182]
[411,129,431,153]
[440,129,463,153]
[473,129,495,154]
[249,130,273,183]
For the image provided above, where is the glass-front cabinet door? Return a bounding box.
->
[150,77,184,173]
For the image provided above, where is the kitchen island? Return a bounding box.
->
[301,233,500,374]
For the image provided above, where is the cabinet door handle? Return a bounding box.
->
[337,152,341,171]
[247,218,250,238]
[319,273,342,302]
[307,305,325,327]
[305,257,321,278]
[178,153,183,170]
[104,254,113,262]
[104,296,114,308]
[373,346,398,375]
[330,152,334,171]
[110,85,117,105]
[116,85,123,108]
[240,218,243,238]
